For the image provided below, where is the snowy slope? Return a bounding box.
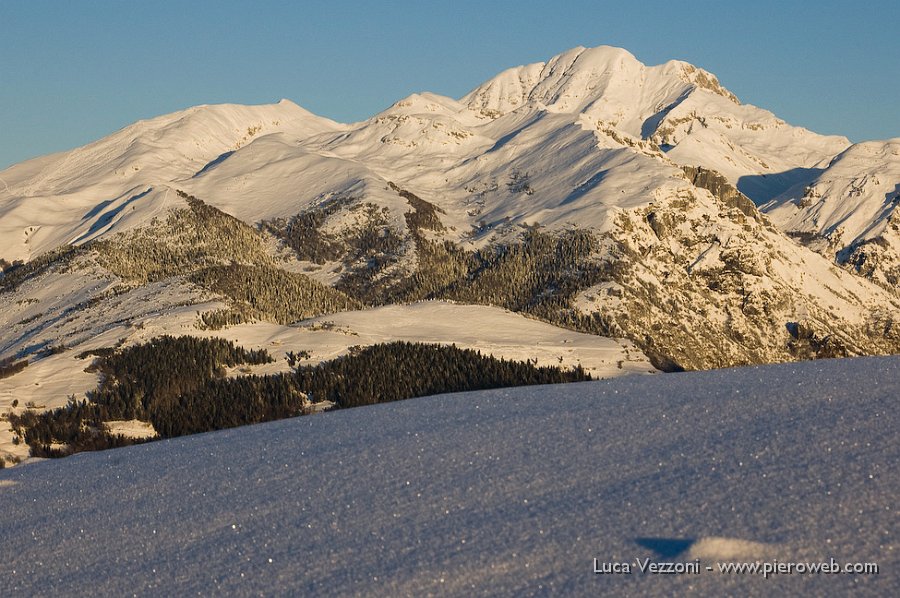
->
[0,356,895,595]
[0,299,652,465]
[761,139,900,283]
[461,45,849,203]
[0,100,341,262]
[763,139,900,242]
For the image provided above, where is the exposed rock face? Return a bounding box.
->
[681,165,760,221]
[838,226,900,288]
[574,184,900,370]
[255,175,900,371]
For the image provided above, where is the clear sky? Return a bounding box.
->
[2,0,898,169]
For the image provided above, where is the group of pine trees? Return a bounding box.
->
[93,191,273,284]
[88,191,362,328]
[0,245,85,294]
[263,183,617,334]
[0,358,28,380]
[347,222,616,337]
[9,336,590,459]
[260,194,406,271]
[8,336,276,456]
[260,194,355,264]
[191,263,360,328]
[294,341,590,408]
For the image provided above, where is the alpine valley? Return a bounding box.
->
[2,45,899,464]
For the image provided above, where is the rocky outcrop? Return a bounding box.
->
[682,165,761,221]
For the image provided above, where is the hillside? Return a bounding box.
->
[762,139,900,287]
[0,356,895,595]
[0,299,651,464]
[2,44,900,465]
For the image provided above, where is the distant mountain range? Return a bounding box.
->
[2,45,899,464]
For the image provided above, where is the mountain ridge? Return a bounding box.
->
[0,45,869,262]
[2,44,899,464]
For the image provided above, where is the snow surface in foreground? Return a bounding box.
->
[0,357,897,596]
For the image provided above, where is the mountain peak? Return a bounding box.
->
[661,60,739,103]
[378,92,467,118]
[556,44,641,68]
[461,45,741,120]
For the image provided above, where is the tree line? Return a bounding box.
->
[9,336,591,458]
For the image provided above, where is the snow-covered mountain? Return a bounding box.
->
[2,45,900,465]
[462,45,849,202]
[0,100,341,263]
[0,45,855,262]
[761,139,900,286]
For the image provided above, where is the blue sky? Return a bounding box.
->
[1,0,898,169]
